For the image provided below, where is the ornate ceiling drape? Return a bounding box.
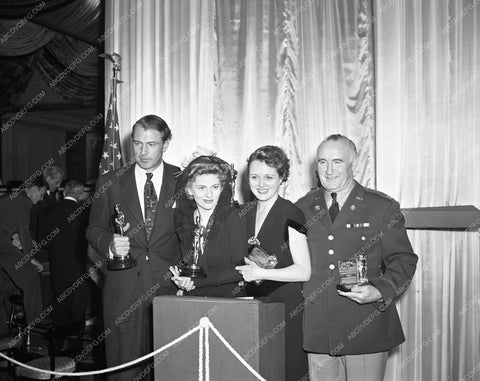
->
[0,0,101,107]
[0,0,79,17]
[0,19,54,56]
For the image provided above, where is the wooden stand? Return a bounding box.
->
[153,296,285,381]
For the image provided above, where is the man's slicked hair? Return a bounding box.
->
[131,114,172,142]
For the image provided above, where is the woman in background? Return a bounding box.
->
[170,155,245,297]
[236,145,311,381]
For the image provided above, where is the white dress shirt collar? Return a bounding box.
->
[324,181,356,210]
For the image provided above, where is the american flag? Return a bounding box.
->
[99,77,123,174]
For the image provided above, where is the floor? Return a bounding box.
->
[0,319,105,381]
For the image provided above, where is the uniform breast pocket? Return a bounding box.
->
[349,228,378,252]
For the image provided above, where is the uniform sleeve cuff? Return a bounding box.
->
[372,279,396,312]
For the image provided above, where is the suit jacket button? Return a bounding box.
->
[328,264,335,270]
[328,235,334,240]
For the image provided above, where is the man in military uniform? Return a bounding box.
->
[296,134,418,381]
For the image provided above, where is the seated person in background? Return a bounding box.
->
[0,233,24,335]
[170,155,246,297]
[0,177,45,335]
[235,145,311,381]
[38,180,89,334]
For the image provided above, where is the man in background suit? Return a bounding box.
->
[0,177,45,336]
[43,166,64,207]
[39,180,89,332]
[296,134,418,381]
[29,166,65,263]
[87,115,181,381]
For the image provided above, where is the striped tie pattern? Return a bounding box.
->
[144,173,158,240]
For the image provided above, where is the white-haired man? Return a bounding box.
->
[296,134,418,381]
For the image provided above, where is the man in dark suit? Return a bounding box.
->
[39,180,89,331]
[0,177,45,336]
[296,134,418,381]
[87,115,181,381]
[42,166,64,207]
[29,166,64,263]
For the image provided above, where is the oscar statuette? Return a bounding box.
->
[179,216,207,278]
[107,204,137,271]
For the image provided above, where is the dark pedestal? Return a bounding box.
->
[153,296,285,381]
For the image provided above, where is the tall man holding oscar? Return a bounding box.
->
[87,115,180,381]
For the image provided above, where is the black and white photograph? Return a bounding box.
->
[0,1,479,380]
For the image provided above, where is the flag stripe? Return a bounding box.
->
[99,77,123,174]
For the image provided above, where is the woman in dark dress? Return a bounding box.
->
[236,145,311,381]
[170,155,246,297]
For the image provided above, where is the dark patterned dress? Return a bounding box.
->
[245,196,309,381]
[176,207,246,297]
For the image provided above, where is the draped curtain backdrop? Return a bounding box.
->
[106,0,375,200]
[375,1,480,380]
[106,1,480,380]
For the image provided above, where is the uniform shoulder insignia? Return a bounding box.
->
[296,188,322,203]
[364,187,396,202]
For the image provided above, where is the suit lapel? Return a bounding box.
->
[308,189,332,231]
[119,165,144,235]
[331,183,367,230]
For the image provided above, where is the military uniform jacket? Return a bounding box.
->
[296,182,418,355]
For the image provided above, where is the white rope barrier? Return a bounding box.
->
[204,319,210,381]
[0,325,201,377]
[199,319,204,381]
[0,316,267,380]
